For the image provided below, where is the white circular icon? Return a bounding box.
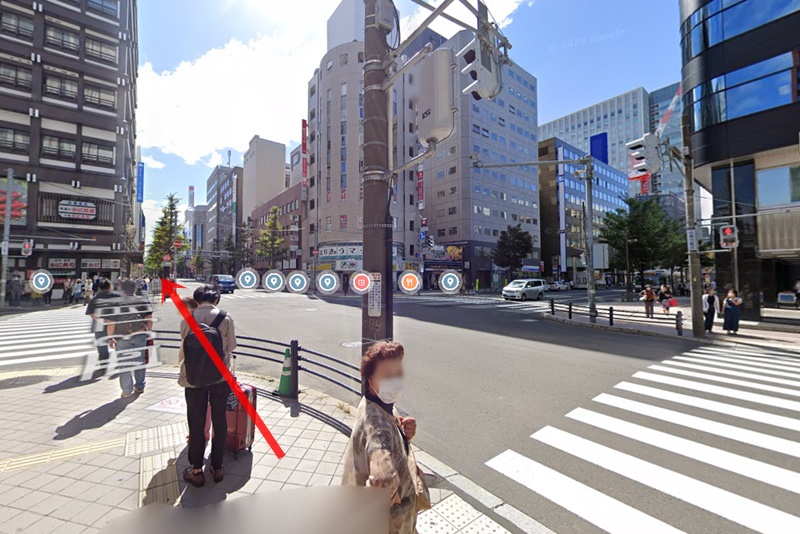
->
[398,270,422,295]
[350,271,372,295]
[235,268,260,290]
[439,270,462,295]
[30,269,54,294]
[316,271,340,295]
[286,271,310,294]
[262,270,286,293]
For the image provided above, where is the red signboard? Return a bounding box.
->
[301,120,307,155]
[340,215,347,229]
[173,240,182,248]
[312,249,318,256]
[341,189,346,200]
[302,158,307,179]
[58,200,96,220]
[417,169,424,206]
[327,191,331,202]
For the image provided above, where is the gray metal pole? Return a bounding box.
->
[362,0,393,350]
[583,157,597,323]
[681,115,705,337]
[1,168,13,308]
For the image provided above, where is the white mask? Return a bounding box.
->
[375,377,404,404]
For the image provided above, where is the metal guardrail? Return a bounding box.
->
[153,330,361,399]
[548,299,684,336]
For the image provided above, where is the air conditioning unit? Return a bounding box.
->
[290,215,299,222]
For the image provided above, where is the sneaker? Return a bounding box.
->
[121,391,133,398]
[211,466,224,483]
[133,387,144,394]
[183,468,205,488]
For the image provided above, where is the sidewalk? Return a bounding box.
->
[543,297,800,352]
[0,364,529,534]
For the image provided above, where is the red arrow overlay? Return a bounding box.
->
[161,278,285,459]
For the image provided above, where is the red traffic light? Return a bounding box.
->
[722,227,734,236]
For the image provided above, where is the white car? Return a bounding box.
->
[549,281,569,291]
[502,279,547,301]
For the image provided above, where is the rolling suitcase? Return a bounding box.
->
[226,357,256,458]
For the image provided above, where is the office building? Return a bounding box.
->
[205,165,242,256]
[242,135,286,223]
[184,204,207,254]
[648,82,684,196]
[288,145,303,188]
[640,192,686,226]
[326,0,364,52]
[538,137,629,285]
[680,0,800,323]
[251,182,306,272]
[0,0,140,282]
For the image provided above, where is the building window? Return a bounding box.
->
[0,127,29,154]
[409,220,414,231]
[448,206,457,215]
[44,74,78,100]
[38,192,114,226]
[325,216,331,231]
[84,85,116,110]
[358,52,364,63]
[437,190,445,198]
[87,0,119,17]
[0,62,31,90]
[449,186,457,195]
[437,208,445,218]
[340,53,348,66]
[449,166,456,175]
[0,12,34,40]
[81,142,114,166]
[85,38,118,64]
[309,223,315,234]
[757,164,800,208]
[409,194,414,206]
[449,227,457,235]
[45,26,80,52]
[437,228,446,237]
[41,135,76,161]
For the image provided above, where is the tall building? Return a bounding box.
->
[242,136,286,223]
[679,0,800,322]
[205,165,242,259]
[538,137,629,285]
[326,0,364,52]
[648,82,683,196]
[251,182,305,272]
[288,145,303,188]
[0,0,140,282]
[421,29,540,290]
[184,204,207,254]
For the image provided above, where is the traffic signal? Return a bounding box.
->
[626,133,662,175]
[421,218,428,228]
[456,35,501,101]
[427,236,435,247]
[21,239,33,257]
[719,225,738,249]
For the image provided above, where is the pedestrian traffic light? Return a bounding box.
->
[456,34,501,101]
[427,236,435,247]
[719,225,738,249]
[626,133,662,175]
[421,218,427,228]
[21,239,33,256]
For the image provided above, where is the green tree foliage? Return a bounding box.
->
[210,241,222,274]
[144,193,183,275]
[192,254,206,276]
[256,206,287,269]
[492,224,534,276]
[223,233,235,274]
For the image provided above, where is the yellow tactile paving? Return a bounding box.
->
[0,366,82,381]
[0,436,125,472]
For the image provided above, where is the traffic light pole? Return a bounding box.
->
[583,157,597,323]
[681,114,705,338]
[1,168,13,308]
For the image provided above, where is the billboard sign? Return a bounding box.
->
[102,259,121,269]
[49,258,76,269]
[136,162,144,203]
[417,165,424,209]
[590,133,609,165]
[58,200,97,220]
[81,259,102,269]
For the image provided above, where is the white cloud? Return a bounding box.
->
[141,155,165,170]
[137,0,532,167]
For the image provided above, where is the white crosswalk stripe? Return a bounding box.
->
[486,345,800,533]
[0,307,96,368]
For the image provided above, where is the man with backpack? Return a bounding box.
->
[106,280,154,396]
[179,285,236,488]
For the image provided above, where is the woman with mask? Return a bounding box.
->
[342,341,428,534]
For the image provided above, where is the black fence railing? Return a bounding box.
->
[548,299,685,336]
[153,330,361,399]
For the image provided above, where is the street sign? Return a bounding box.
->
[162,254,171,262]
[399,270,422,295]
[351,271,372,295]
[173,240,182,248]
[312,249,318,256]
[420,230,427,242]
[368,273,382,317]
[687,228,697,252]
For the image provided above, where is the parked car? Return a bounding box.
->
[549,281,569,291]
[210,274,236,294]
[502,279,547,301]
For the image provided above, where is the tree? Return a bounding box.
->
[210,240,222,274]
[144,193,183,275]
[256,206,287,269]
[223,233,235,274]
[192,254,206,277]
[492,224,534,277]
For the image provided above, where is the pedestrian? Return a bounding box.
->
[43,286,53,306]
[178,296,213,443]
[179,285,236,488]
[86,278,119,367]
[794,278,800,310]
[342,341,427,534]
[63,278,73,303]
[723,289,743,335]
[343,274,349,295]
[107,280,153,397]
[9,275,23,309]
[702,287,721,333]
[83,283,94,306]
[639,284,657,318]
[658,284,673,315]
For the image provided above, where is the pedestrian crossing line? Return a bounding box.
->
[679,352,800,374]
[611,383,800,434]
[690,347,800,368]
[532,426,800,534]
[0,351,97,368]
[648,364,800,398]
[659,359,800,387]
[594,392,800,458]
[0,337,94,352]
[0,341,96,360]
[633,371,800,413]
[0,328,91,343]
[675,355,800,379]
[485,450,683,534]
[566,407,800,492]
[693,346,800,363]
[0,322,90,334]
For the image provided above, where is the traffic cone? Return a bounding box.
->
[274,348,292,396]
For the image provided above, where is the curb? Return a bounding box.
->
[540,313,800,354]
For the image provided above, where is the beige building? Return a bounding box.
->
[242,136,286,222]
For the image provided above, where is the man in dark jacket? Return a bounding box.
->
[86,278,119,368]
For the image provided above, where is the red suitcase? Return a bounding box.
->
[226,382,256,458]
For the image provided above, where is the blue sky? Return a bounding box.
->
[136,0,682,239]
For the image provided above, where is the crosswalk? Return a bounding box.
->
[0,307,96,369]
[486,344,800,533]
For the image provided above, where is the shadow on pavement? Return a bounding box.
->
[54,395,138,440]
[43,374,100,394]
[0,375,49,390]
[176,444,254,508]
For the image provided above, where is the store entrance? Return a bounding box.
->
[762,258,800,323]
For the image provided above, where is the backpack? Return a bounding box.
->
[183,310,228,387]
[114,297,153,335]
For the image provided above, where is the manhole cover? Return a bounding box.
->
[342,341,362,348]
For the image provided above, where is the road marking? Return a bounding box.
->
[532,426,800,534]
[0,337,94,353]
[648,365,800,398]
[693,346,800,363]
[690,348,800,369]
[675,355,800,379]
[633,371,800,413]
[659,360,800,387]
[568,407,800,492]
[680,353,800,374]
[486,450,682,534]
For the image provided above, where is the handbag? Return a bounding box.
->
[407,449,431,512]
[668,298,679,307]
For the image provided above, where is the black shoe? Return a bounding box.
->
[183,468,205,488]
[211,466,224,483]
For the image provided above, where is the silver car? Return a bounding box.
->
[502,279,546,301]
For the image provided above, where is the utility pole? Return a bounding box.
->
[681,114,705,337]
[362,0,392,349]
[583,157,597,323]
[1,168,13,308]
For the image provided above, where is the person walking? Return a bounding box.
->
[658,284,673,315]
[107,280,153,397]
[640,284,657,318]
[86,279,118,367]
[179,285,236,488]
[72,279,83,304]
[342,341,427,534]
[178,296,213,443]
[723,289,743,335]
[794,278,800,309]
[62,278,73,303]
[9,275,23,309]
[43,286,53,306]
[702,287,722,333]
